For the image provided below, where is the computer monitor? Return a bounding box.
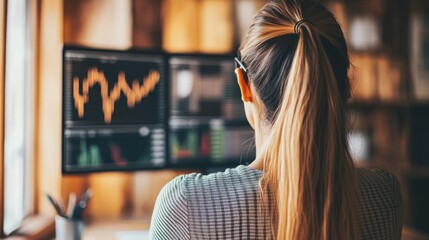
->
[62,47,255,174]
[168,55,255,168]
[62,47,167,173]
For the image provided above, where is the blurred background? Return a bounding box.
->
[0,0,429,239]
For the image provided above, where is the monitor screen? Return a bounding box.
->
[169,55,255,167]
[62,47,167,173]
[62,47,255,174]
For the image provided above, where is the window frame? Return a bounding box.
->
[0,0,38,236]
[0,0,8,237]
[23,0,38,218]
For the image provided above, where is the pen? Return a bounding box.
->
[72,189,93,219]
[45,193,66,217]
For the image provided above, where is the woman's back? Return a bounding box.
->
[150,165,402,240]
[150,0,404,238]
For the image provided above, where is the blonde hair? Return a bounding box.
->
[239,0,358,239]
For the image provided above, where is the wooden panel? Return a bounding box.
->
[61,175,88,205]
[86,173,134,220]
[64,0,132,49]
[162,0,199,52]
[163,0,234,53]
[37,0,63,215]
[0,0,6,235]
[132,0,162,49]
[199,0,234,53]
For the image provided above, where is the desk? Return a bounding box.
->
[83,218,150,240]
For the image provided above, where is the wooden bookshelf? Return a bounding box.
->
[326,0,429,234]
[348,100,411,109]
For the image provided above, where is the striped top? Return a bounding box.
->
[149,165,403,240]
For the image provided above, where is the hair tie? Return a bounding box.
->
[294,19,313,34]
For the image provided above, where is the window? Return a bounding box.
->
[3,0,35,235]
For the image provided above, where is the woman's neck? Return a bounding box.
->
[249,121,271,171]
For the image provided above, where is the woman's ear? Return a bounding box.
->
[235,68,253,102]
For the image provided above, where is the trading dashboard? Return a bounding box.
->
[62,47,254,174]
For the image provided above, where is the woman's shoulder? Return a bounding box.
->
[357,168,400,187]
[356,167,402,207]
[151,166,263,239]
[161,165,262,198]
[154,174,189,210]
[356,168,403,238]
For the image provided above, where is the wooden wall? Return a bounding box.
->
[132,0,162,49]
[36,0,63,215]
[162,0,234,53]
[64,0,132,49]
[59,0,193,220]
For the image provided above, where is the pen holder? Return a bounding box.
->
[55,215,84,240]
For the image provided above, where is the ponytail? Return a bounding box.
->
[240,1,358,239]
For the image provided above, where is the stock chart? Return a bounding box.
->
[62,49,166,173]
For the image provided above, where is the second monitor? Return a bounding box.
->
[169,55,255,167]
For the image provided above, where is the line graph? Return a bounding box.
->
[73,67,161,123]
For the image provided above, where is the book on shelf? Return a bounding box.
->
[376,56,402,101]
[347,111,372,163]
[350,53,402,102]
[349,54,378,101]
[410,9,429,101]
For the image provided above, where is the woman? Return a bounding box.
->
[150,0,403,239]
